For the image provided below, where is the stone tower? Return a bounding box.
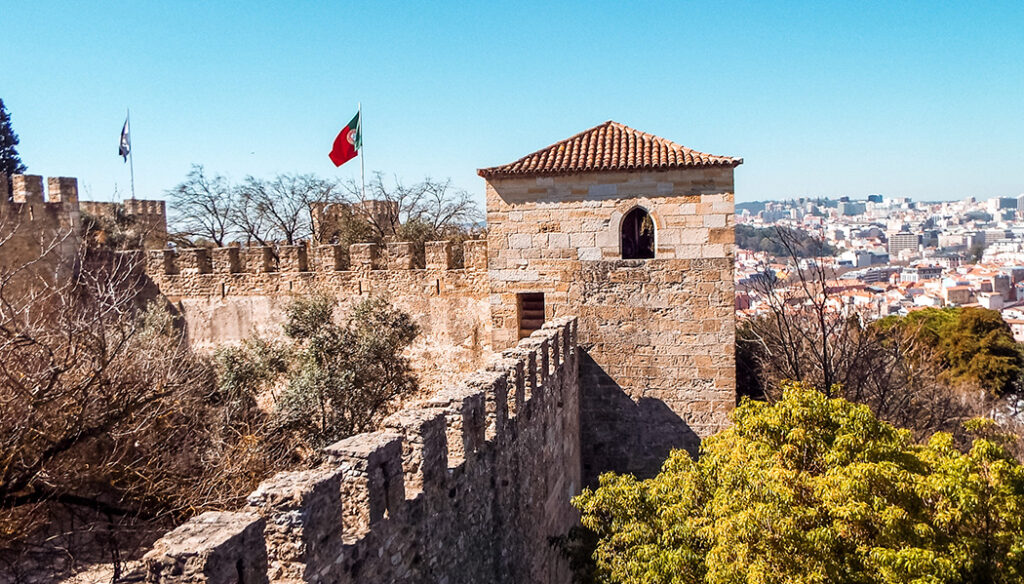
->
[478,121,740,481]
[0,175,82,292]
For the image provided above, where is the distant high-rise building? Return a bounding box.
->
[981,229,1011,247]
[888,232,920,256]
[838,201,866,216]
[938,233,967,249]
[988,197,1017,212]
[867,194,883,203]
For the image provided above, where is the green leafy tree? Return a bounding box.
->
[940,307,1024,396]
[0,98,27,185]
[879,307,1024,396]
[574,383,1024,584]
[277,294,419,447]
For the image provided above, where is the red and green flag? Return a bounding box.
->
[329,111,361,167]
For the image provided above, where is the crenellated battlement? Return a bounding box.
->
[144,317,581,584]
[122,198,166,216]
[0,175,84,286]
[1,174,82,225]
[2,174,80,207]
[0,174,168,260]
[145,239,488,277]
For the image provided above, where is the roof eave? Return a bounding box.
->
[477,158,743,180]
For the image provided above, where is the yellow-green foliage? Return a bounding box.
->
[574,383,1024,584]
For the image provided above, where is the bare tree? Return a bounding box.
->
[742,226,846,395]
[740,226,987,440]
[234,174,339,245]
[340,172,482,242]
[0,238,287,581]
[166,165,235,246]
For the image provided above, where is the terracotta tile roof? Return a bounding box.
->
[477,120,742,179]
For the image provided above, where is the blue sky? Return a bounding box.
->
[4,1,1023,204]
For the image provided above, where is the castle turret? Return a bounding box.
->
[0,174,83,292]
[478,120,741,481]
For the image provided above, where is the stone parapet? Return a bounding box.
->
[11,174,44,204]
[145,239,488,278]
[47,176,79,204]
[211,247,241,274]
[144,317,580,584]
[425,240,453,269]
[349,242,381,271]
[142,511,268,584]
[386,241,416,269]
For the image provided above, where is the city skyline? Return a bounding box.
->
[5,1,1024,207]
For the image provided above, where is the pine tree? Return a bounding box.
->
[0,98,27,179]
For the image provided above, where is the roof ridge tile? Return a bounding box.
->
[478,120,741,178]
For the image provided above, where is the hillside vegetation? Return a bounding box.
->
[735,224,836,257]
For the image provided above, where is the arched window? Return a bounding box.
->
[621,207,655,259]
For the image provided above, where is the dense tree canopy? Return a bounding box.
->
[879,307,1024,396]
[0,98,27,181]
[261,294,419,447]
[574,383,1024,584]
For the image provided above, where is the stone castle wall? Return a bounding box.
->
[483,167,736,480]
[0,175,83,291]
[144,317,581,584]
[146,240,494,389]
[80,198,168,249]
[0,174,168,297]
[145,165,737,482]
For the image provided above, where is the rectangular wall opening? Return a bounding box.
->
[517,292,545,339]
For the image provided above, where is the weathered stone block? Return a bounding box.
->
[246,466,344,581]
[315,244,346,271]
[212,247,241,273]
[245,246,275,273]
[383,408,447,498]
[179,248,212,274]
[12,174,43,204]
[323,431,403,542]
[464,239,487,271]
[144,511,268,584]
[147,249,177,275]
[425,240,453,269]
[387,241,415,269]
[278,245,308,272]
[349,243,381,271]
[47,177,78,203]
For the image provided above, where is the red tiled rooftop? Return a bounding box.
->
[477,120,742,179]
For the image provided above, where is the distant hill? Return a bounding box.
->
[736,201,766,214]
[736,224,835,257]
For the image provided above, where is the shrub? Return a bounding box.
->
[276,295,419,448]
[574,383,1024,584]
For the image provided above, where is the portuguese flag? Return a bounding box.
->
[329,111,361,167]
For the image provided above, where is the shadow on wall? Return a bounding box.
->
[578,349,699,486]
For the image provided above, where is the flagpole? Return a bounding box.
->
[127,108,136,200]
[358,102,365,201]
